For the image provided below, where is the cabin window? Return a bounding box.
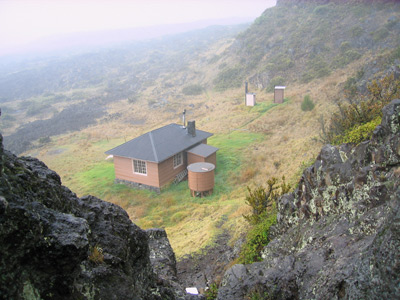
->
[173,152,183,168]
[133,159,147,175]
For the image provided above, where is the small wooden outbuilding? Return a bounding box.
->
[245,93,256,106]
[187,143,218,166]
[274,86,286,103]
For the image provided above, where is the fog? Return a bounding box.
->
[0,0,276,56]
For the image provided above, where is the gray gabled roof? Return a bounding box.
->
[187,143,218,158]
[105,123,213,163]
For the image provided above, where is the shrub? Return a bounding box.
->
[351,26,364,38]
[239,213,277,264]
[243,177,290,225]
[213,66,243,92]
[204,283,218,300]
[321,73,400,144]
[301,95,315,111]
[182,84,204,96]
[266,76,285,92]
[333,50,361,68]
[302,56,331,83]
[332,117,381,145]
[373,27,389,41]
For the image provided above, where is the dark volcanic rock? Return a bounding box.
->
[218,100,400,299]
[0,134,177,299]
[147,228,178,282]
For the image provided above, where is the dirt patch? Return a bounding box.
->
[176,230,244,292]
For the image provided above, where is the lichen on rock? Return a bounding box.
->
[218,100,400,299]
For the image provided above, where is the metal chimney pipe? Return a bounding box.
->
[182,109,186,128]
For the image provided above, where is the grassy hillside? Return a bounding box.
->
[2,1,400,258]
[210,0,400,89]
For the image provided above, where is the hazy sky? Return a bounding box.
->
[0,0,276,52]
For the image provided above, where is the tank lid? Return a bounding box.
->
[187,162,215,173]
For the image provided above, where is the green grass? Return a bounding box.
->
[71,130,264,227]
[251,102,279,114]
[210,131,264,187]
[73,161,129,197]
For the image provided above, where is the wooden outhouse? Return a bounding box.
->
[274,86,286,103]
[245,93,256,106]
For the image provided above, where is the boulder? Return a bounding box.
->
[0,134,177,299]
[218,100,400,299]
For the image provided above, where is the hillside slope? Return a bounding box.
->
[212,0,400,90]
[218,100,400,299]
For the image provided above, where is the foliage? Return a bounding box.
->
[351,26,364,38]
[238,213,277,264]
[333,49,362,68]
[213,66,243,91]
[301,95,315,112]
[332,117,381,145]
[204,283,218,300]
[182,84,204,96]
[243,176,290,225]
[321,73,400,145]
[266,76,285,92]
[302,56,331,83]
[372,27,389,42]
[245,285,271,300]
[25,102,49,117]
[238,177,291,264]
[88,244,104,264]
[265,53,294,73]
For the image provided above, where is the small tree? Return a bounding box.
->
[243,176,290,225]
[301,95,315,111]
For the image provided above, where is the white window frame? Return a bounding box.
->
[133,159,147,175]
[173,152,183,168]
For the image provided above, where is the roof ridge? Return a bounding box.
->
[148,131,159,162]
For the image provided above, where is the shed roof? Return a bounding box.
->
[187,143,219,158]
[275,86,286,89]
[105,123,213,163]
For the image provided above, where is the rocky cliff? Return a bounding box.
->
[0,134,181,299]
[218,100,400,299]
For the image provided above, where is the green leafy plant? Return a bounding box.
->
[239,177,291,264]
[239,213,277,264]
[243,177,290,225]
[331,117,381,145]
[204,282,218,300]
[301,95,315,111]
[321,72,400,145]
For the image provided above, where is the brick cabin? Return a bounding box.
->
[105,121,218,192]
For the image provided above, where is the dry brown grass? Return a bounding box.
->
[27,52,365,258]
